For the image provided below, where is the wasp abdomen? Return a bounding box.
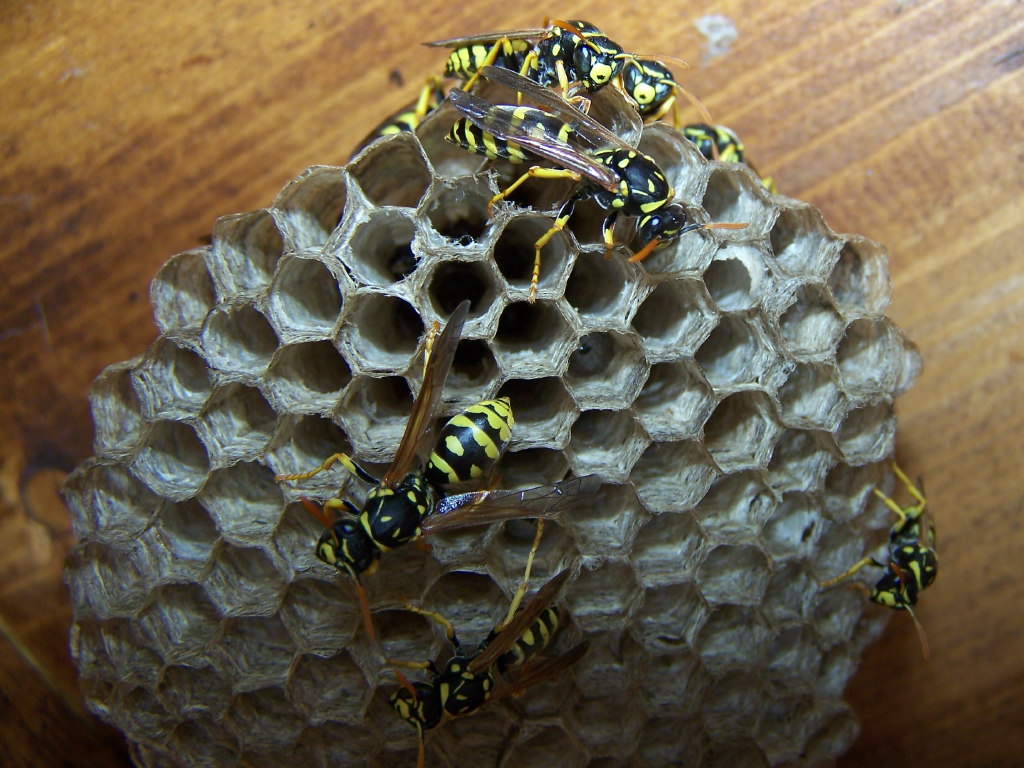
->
[425,397,514,487]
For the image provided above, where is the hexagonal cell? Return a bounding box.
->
[493,377,575,449]
[154,499,220,576]
[693,606,770,674]
[812,520,871,591]
[138,583,220,665]
[631,440,717,514]
[703,244,768,312]
[338,375,413,459]
[803,706,859,765]
[567,409,648,483]
[777,362,846,431]
[66,544,151,620]
[151,248,216,337]
[564,331,648,410]
[755,695,818,765]
[63,462,157,544]
[763,627,823,696]
[90,364,146,459]
[209,210,285,298]
[703,392,781,472]
[166,717,239,767]
[440,710,517,768]
[488,518,577,591]
[338,293,424,373]
[272,165,348,250]
[349,133,431,207]
[638,123,708,203]
[631,510,706,587]
[375,607,438,667]
[427,259,502,324]
[266,255,344,339]
[694,315,771,389]
[696,545,770,606]
[828,236,890,316]
[760,563,819,625]
[132,419,210,500]
[420,571,506,643]
[304,721,381,768]
[633,359,715,442]
[267,414,355,493]
[761,491,822,561]
[493,215,575,299]
[702,673,764,741]
[490,447,570,491]
[215,615,297,691]
[504,725,587,768]
[640,650,710,720]
[573,629,644,696]
[272,498,331,574]
[701,164,774,238]
[205,545,288,617]
[694,471,773,542]
[197,384,278,467]
[98,618,164,686]
[769,202,841,278]
[559,483,643,558]
[814,586,874,653]
[766,428,838,494]
[279,578,357,655]
[424,176,492,245]
[573,694,644,758]
[816,647,860,700]
[634,583,709,651]
[288,651,370,723]
[835,402,895,465]
[822,461,886,523]
[632,279,718,361]
[266,340,351,414]
[158,663,233,720]
[201,302,280,377]
[132,339,212,421]
[564,560,644,632]
[564,248,638,322]
[344,209,420,286]
[777,283,844,357]
[632,716,708,768]
[492,301,576,375]
[198,462,282,544]
[837,317,902,396]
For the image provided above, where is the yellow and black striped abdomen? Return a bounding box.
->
[424,397,514,487]
[494,605,560,674]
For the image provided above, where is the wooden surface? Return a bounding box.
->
[1,0,1021,765]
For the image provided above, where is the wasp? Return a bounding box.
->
[390,560,587,768]
[446,66,747,300]
[276,300,600,639]
[820,462,937,656]
[427,18,628,97]
[681,123,777,193]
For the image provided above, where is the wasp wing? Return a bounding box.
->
[381,300,469,486]
[421,474,602,534]
[448,89,620,192]
[487,641,590,703]
[476,65,638,152]
[425,29,548,48]
[469,569,571,674]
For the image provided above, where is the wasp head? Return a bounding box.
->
[315,518,379,579]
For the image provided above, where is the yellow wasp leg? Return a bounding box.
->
[496,519,546,631]
[819,555,883,588]
[488,166,581,216]
[401,602,460,646]
[463,37,515,92]
[891,461,927,517]
[274,452,367,483]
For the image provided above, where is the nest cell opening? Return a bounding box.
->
[493,301,573,364]
[779,285,844,358]
[633,360,716,442]
[701,166,770,233]
[158,500,220,563]
[494,216,574,296]
[349,136,431,208]
[446,338,499,396]
[91,367,146,458]
[428,260,499,319]
[769,204,839,278]
[563,249,633,319]
[347,211,419,286]
[268,256,343,336]
[632,279,717,359]
[564,331,648,410]
[695,315,769,388]
[697,545,771,605]
[151,250,217,336]
[202,304,280,376]
[828,238,889,315]
[199,385,278,465]
[703,392,781,472]
[210,211,285,297]
[425,178,491,245]
[268,341,351,412]
[631,511,706,587]
[345,294,424,371]
[495,377,575,447]
[134,420,211,499]
[272,166,348,250]
[630,440,717,513]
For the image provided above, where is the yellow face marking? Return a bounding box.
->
[591,63,612,83]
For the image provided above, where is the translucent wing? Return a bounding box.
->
[381,300,469,486]
[425,28,548,48]
[469,569,571,673]
[477,65,637,152]
[421,474,602,534]
[487,641,590,703]
[448,89,620,192]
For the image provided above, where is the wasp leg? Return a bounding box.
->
[275,453,378,485]
[517,49,541,105]
[872,487,911,529]
[462,37,516,92]
[891,461,927,518]
[496,519,546,632]
[819,556,885,588]
[401,603,464,653]
[600,211,620,260]
[526,196,577,302]
[488,166,582,217]
[413,75,443,120]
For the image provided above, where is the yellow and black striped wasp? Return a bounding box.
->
[276,300,600,639]
[427,18,628,98]
[446,66,747,300]
[390,562,587,768]
[820,463,937,656]
[682,123,777,193]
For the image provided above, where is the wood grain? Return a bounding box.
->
[1,0,1021,765]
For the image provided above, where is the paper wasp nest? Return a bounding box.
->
[64,87,920,767]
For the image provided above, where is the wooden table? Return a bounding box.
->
[1,1,1021,765]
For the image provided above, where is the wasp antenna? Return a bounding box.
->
[550,19,599,50]
[356,581,378,645]
[633,52,692,70]
[299,496,335,529]
[703,221,749,231]
[393,667,419,701]
[628,238,661,263]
